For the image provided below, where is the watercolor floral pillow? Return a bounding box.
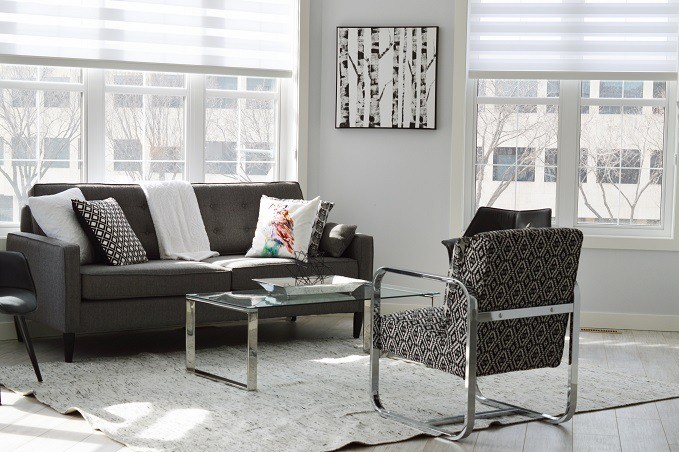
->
[246,195,322,261]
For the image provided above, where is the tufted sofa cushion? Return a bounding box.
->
[193,182,303,255]
[81,260,230,300]
[22,182,305,258]
[26,183,162,259]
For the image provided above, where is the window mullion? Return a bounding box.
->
[186,73,205,183]
[556,79,580,228]
[85,68,105,182]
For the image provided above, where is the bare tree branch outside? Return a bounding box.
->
[0,68,280,223]
[475,79,665,227]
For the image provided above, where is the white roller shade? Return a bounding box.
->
[469,0,679,80]
[0,0,295,77]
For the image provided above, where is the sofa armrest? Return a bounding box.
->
[343,233,374,282]
[6,232,81,333]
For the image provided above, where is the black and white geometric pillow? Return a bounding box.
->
[72,198,148,266]
[308,200,334,256]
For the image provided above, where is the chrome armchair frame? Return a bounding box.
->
[370,267,580,441]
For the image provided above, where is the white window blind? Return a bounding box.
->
[0,0,295,78]
[469,0,679,81]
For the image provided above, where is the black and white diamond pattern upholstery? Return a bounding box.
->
[308,200,334,256]
[72,198,148,266]
[376,228,583,378]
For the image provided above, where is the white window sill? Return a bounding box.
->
[583,235,679,252]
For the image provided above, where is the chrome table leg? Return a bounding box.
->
[185,298,259,391]
[186,299,196,371]
[363,299,371,353]
[246,311,258,391]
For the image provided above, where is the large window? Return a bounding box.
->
[105,71,186,182]
[475,80,559,217]
[473,79,672,235]
[579,81,666,227]
[205,76,279,183]
[0,66,83,223]
[0,64,285,225]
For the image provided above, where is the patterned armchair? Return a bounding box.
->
[369,228,583,441]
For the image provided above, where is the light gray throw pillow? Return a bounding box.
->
[319,223,357,258]
[28,187,95,264]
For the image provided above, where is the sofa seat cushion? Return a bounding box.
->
[81,260,231,300]
[202,255,359,290]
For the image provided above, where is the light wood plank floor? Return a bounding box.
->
[0,315,677,452]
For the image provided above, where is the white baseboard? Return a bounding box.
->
[579,312,679,332]
[0,320,61,341]
[380,302,679,332]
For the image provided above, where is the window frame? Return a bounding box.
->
[204,76,281,183]
[101,72,189,182]
[466,78,678,245]
[0,67,291,234]
[0,74,86,234]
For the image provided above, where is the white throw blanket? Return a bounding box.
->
[139,180,218,261]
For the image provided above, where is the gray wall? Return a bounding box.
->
[578,249,679,316]
[307,0,455,284]
[307,0,679,320]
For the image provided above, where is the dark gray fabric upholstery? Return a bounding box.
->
[12,182,372,340]
[193,182,303,255]
[20,205,34,234]
[202,255,358,290]
[24,182,304,257]
[81,261,230,300]
[6,232,81,332]
[0,288,37,315]
[342,233,373,282]
[320,223,357,257]
[377,228,582,379]
[27,183,161,259]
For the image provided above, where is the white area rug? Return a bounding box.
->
[1,338,679,451]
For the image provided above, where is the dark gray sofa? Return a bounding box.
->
[7,182,374,362]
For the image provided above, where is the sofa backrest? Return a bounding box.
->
[22,182,304,258]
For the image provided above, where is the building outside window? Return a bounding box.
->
[205,76,279,183]
[474,79,670,232]
[474,80,559,217]
[0,65,83,223]
[0,65,285,225]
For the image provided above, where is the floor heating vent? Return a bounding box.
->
[581,327,622,334]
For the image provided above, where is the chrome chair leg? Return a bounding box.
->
[370,345,478,440]
[368,268,580,441]
[473,286,580,425]
[368,268,478,441]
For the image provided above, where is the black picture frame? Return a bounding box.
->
[335,26,439,130]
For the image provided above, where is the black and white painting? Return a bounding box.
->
[336,26,438,129]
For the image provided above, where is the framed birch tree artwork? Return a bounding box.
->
[336,26,438,129]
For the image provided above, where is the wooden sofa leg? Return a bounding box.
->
[64,333,75,363]
[353,312,363,339]
[13,316,24,343]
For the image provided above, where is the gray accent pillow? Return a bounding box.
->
[320,223,357,257]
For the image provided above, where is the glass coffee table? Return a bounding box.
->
[185,284,437,391]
